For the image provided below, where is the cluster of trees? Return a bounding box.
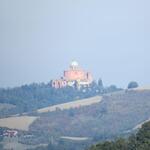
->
[0,83,83,116]
[28,141,89,150]
[0,128,5,142]
[0,80,122,117]
[0,127,8,149]
[89,121,150,150]
[0,79,138,118]
[127,81,139,89]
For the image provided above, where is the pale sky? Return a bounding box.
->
[0,0,150,88]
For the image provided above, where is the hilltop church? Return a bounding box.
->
[52,61,93,88]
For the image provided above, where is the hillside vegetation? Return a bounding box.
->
[11,89,149,150]
[30,90,150,141]
[37,96,101,113]
[89,121,150,150]
[0,96,101,131]
[0,82,121,118]
[1,84,150,150]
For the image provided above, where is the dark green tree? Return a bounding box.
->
[127,81,139,89]
[98,78,103,89]
[89,121,150,150]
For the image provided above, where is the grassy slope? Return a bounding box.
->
[1,89,150,150]
[30,89,150,141]
[0,116,37,131]
[37,96,102,113]
[0,96,101,131]
[1,89,150,146]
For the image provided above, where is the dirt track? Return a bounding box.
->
[37,96,102,113]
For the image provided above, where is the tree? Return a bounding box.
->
[127,135,137,150]
[98,78,103,89]
[89,121,150,150]
[127,81,139,89]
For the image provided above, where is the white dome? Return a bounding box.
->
[71,61,79,67]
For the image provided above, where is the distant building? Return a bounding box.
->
[52,61,93,88]
[3,130,18,137]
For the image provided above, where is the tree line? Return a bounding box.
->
[0,79,138,117]
[89,121,150,150]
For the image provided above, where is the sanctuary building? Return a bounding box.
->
[52,61,93,88]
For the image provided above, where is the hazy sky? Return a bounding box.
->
[0,0,150,88]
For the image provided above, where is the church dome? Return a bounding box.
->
[71,61,79,67]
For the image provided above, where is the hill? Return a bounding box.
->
[0,82,121,118]
[29,89,150,150]
[0,88,150,150]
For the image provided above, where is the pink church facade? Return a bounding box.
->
[52,61,93,88]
